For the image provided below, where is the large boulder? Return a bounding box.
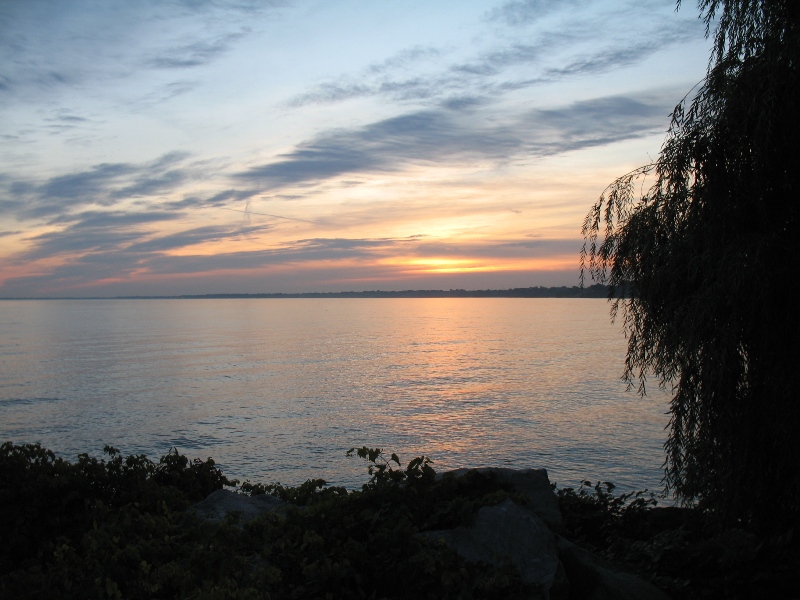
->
[423,498,568,599]
[436,467,671,600]
[440,467,562,530]
[190,489,288,524]
[191,470,673,600]
[556,535,672,600]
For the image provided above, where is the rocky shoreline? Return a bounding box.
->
[192,467,670,600]
[4,442,797,599]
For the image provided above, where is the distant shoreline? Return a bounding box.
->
[1,284,610,300]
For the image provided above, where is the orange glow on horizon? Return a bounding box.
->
[399,258,490,273]
[382,254,576,275]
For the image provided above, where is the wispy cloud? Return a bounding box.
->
[14,209,271,269]
[0,152,207,220]
[140,235,577,275]
[486,0,590,26]
[128,223,271,252]
[235,110,513,186]
[2,230,579,295]
[366,46,443,75]
[19,210,180,261]
[0,1,279,103]
[168,188,261,210]
[499,32,698,91]
[238,88,677,190]
[145,30,249,69]
[288,11,699,109]
[287,45,446,107]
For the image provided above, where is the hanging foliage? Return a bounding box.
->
[581,0,800,528]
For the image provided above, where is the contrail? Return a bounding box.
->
[218,206,315,223]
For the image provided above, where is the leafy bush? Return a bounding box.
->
[554,480,800,600]
[554,480,660,548]
[0,443,531,600]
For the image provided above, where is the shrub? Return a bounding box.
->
[0,443,531,600]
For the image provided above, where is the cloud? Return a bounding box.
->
[486,0,590,26]
[288,44,445,106]
[366,46,443,75]
[0,151,203,220]
[440,96,488,111]
[39,151,191,202]
[288,11,700,109]
[288,75,453,107]
[236,89,678,190]
[412,238,580,259]
[0,1,281,103]
[40,163,137,201]
[3,235,402,293]
[19,210,181,261]
[499,29,699,91]
[289,46,445,105]
[156,237,399,273]
[444,33,572,80]
[519,93,673,157]
[0,231,582,296]
[125,235,574,276]
[47,210,179,228]
[168,188,261,210]
[128,224,271,252]
[112,169,189,199]
[41,111,92,135]
[51,114,88,123]
[128,79,203,109]
[235,108,524,187]
[12,209,272,275]
[145,30,248,69]
[167,0,289,13]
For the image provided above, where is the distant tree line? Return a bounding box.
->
[2,285,613,300]
[168,284,610,300]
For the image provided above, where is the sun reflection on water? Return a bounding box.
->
[0,298,670,493]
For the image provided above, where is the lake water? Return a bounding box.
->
[0,298,670,493]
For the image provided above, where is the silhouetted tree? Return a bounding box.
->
[581,0,799,529]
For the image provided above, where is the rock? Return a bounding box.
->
[555,535,672,600]
[191,470,674,600]
[434,468,671,599]
[423,498,568,599]
[190,489,288,524]
[441,467,562,531]
[692,528,759,565]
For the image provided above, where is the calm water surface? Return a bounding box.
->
[0,298,669,492]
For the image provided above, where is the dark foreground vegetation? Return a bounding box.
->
[554,481,800,599]
[2,442,798,599]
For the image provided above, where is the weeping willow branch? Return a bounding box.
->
[581,0,800,529]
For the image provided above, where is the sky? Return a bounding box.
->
[0,0,711,297]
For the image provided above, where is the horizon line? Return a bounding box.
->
[0,284,611,301]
